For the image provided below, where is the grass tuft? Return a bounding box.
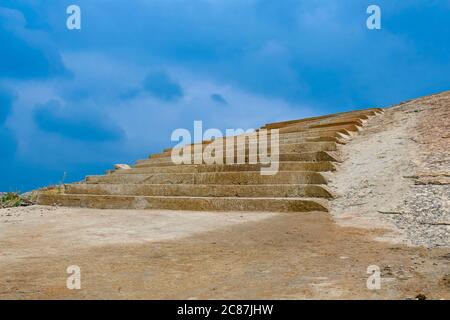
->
[0,192,35,208]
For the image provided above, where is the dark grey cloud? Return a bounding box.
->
[33,100,124,142]
[210,93,228,105]
[142,71,184,102]
[0,7,69,80]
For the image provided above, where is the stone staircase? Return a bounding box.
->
[36,108,384,212]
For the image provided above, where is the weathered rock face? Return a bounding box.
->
[36,108,383,212]
[329,90,450,247]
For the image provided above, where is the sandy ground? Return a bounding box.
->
[0,205,448,299]
[0,92,448,300]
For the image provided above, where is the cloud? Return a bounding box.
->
[142,71,184,102]
[5,1,448,108]
[210,93,228,105]
[33,100,124,142]
[0,7,68,80]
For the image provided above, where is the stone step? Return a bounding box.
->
[86,171,328,185]
[308,119,364,129]
[151,142,338,159]
[263,108,383,129]
[162,130,351,153]
[161,135,346,153]
[122,161,336,173]
[135,151,341,167]
[278,129,353,140]
[64,183,334,198]
[299,136,347,144]
[35,107,384,212]
[205,135,348,146]
[279,119,365,133]
[279,123,362,135]
[37,194,329,212]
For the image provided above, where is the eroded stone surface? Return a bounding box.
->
[330,91,450,247]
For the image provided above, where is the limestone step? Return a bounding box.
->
[278,129,353,140]
[86,171,328,185]
[299,136,347,144]
[160,110,378,161]
[137,151,340,166]
[37,194,329,212]
[279,123,362,135]
[64,183,334,198]
[36,107,384,212]
[162,130,352,154]
[263,108,383,129]
[212,135,348,146]
[308,119,365,129]
[123,161,336,173]
[279,119,365,133]
[162,135,346,153]
[151,142,338,159]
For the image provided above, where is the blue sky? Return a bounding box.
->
[0,0,449,191]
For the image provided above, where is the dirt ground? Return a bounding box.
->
[0,92,449,300]
[0,206,448,299]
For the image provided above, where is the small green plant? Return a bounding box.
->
[0,192,34,208]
